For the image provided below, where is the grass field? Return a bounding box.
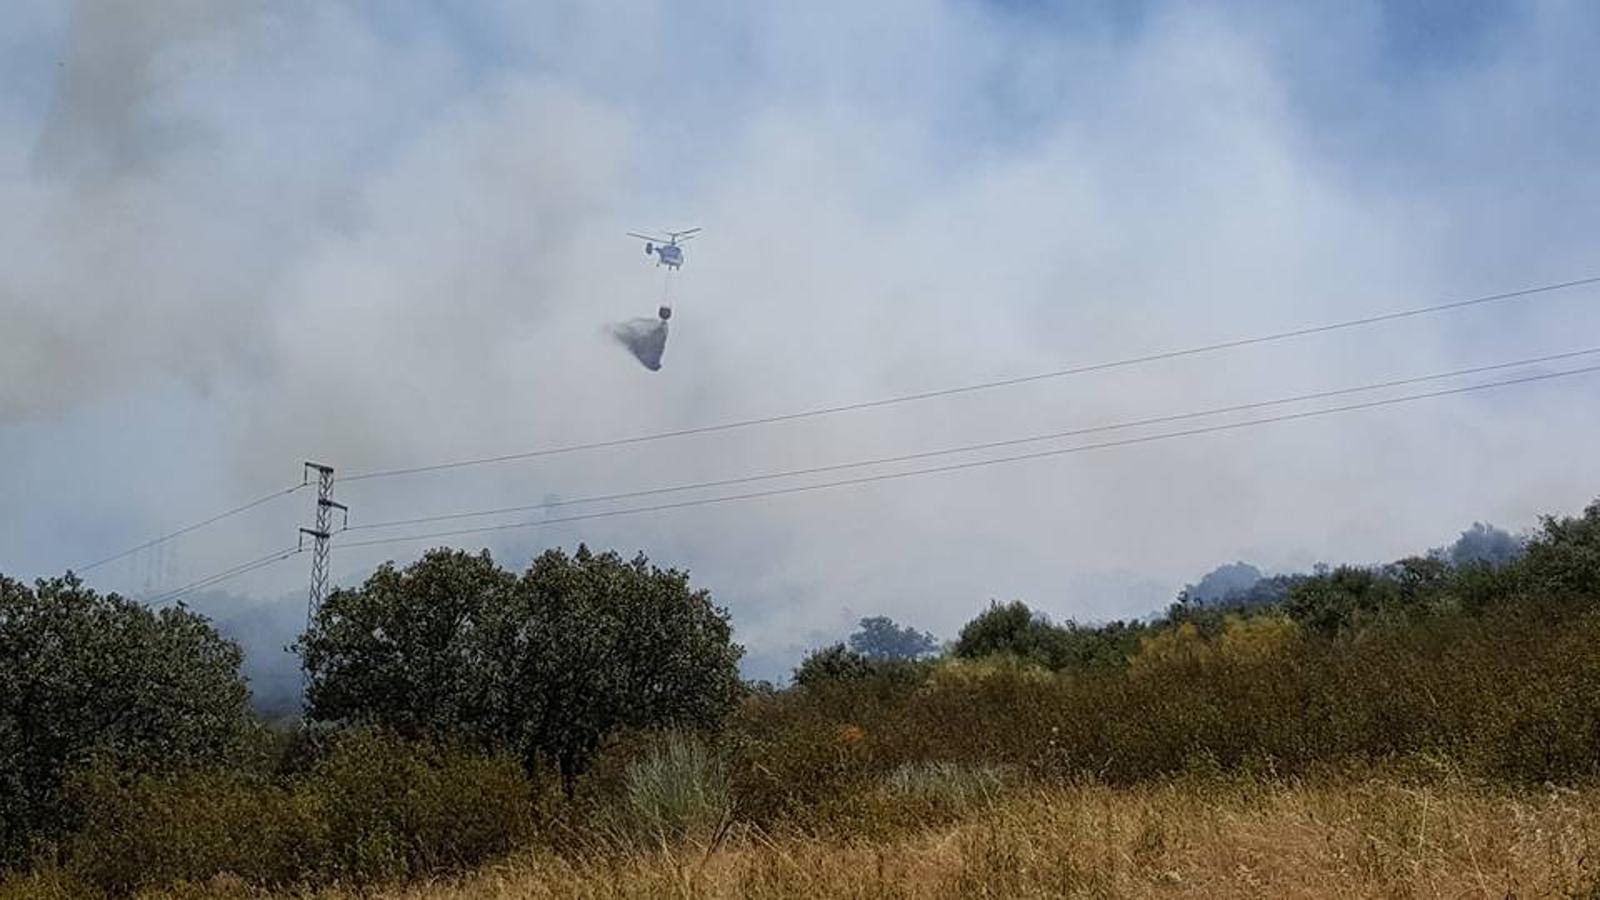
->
[63,772,1592,899]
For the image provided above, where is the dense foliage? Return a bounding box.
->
[298,549,514,736]
[62,730,534,893]
[0,574,256,868]
[792,643,928,689]
[478,546,745,790]
[952,600,1144,672]
[300,546,744,791]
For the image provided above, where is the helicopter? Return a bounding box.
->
[627,227,700,269]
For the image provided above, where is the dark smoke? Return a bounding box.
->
[1183,561,1264,604]
[609,312,670,371]
[1444,522,1524,568]
[178,588,305,719]
[33,0,246,181]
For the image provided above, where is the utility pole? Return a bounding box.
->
[298,462,348,629]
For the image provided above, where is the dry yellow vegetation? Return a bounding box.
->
[105,774,1595,900]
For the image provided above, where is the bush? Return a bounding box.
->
[61,731,538,893]
[1128,615,1299,678]
[923,654,1055,689]
[792,644,929,690]
[1519,499,1600,601]
[0,869,89,900]
[952,601,1144,673]
[63,764,321,892]
[750,602,1600,796]
[308,730,539,880]
[953,601,1055,663]
[726,690,881,828]
[1282,566,1404,635]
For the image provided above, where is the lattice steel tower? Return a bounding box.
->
[299,462,348,627]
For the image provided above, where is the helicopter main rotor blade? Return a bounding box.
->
[667,227,702,238]
[626,232,666,242]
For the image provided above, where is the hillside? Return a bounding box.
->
[3,499,1600,897]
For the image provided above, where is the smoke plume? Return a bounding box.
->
[4,2,1600,684]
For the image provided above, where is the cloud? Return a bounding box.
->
[4,1,1600,681]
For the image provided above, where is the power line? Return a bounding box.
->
[146,547,300,608]
[144,545,302,608]
[331,361,1600,552]
[75,483,306,574]
[344,347,1600,534]
[338,274,1600,484]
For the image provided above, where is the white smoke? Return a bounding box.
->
[3,2,1600,682]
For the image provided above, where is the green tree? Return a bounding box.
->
[479,546,743,793]
[1264,556,1443,625]
[299,546,743,796]
[1281,565,1405,635]
[1052,619,1147,672]
[0,573,256,867]
[846,615,938,660]
[953,600,1143,673]
[953,600,1059,664]
[298,549,516,735]
[1519,499,1600,601]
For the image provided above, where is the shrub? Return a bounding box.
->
[924,654,1055,688]
[1282,566,1403,635]
[1129,615,1299,678]
[61,731,538,893]
[726,691,882,828]
[952,601,1144,673]
[953,601,1054,663]
[1519,499,1600,601]
[791,643,875,686]
[0,869,89,900]
[307,730,539,881]
[751,601,1600,797]
[62,764,321,892]
[792,644,929,690]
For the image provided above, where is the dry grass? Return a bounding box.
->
[143,773,1598,900]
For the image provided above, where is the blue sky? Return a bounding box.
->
[3,1,1599,685]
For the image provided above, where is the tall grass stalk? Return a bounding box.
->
[603,733,733,851]
[880,762,1008,815]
